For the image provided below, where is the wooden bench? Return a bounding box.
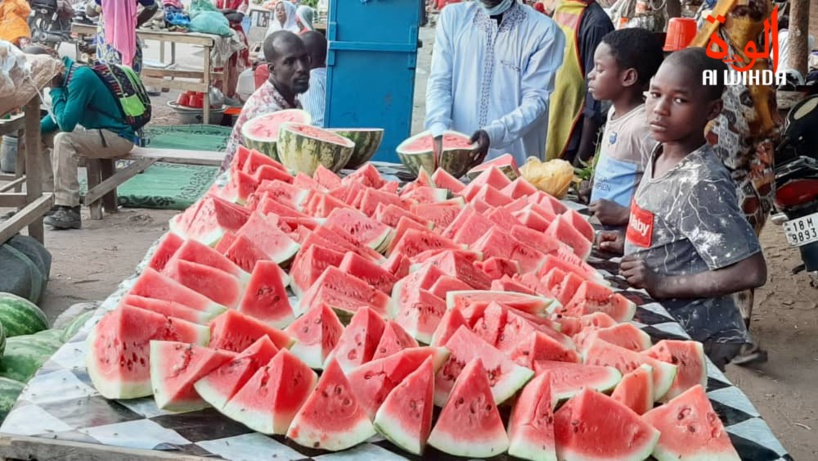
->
[83,147,224,220]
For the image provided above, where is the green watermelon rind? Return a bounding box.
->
[60,311,95,343]
[0,293,49,338]
[241,109,312,162]
[326,128,384,169]
[396,130,478,179]
[611,363,655,415]
[0,330,64,383]
[277,123,355,176]
[583,339,678,402]
[445,290,557,317]
[0,376,24,420]
[507,373,558,461]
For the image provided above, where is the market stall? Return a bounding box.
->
[0,163,792,461]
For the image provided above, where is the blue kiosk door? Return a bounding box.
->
[325,0,421,163]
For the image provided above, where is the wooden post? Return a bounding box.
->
[203,43,212,125]
[787,0,811,76]
[23,95,44,243]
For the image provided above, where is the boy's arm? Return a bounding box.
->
[49,70,96,133]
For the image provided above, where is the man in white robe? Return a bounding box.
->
[425,0,564,166]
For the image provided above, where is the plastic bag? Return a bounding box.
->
[190,0,221,18]
[189,11,233,36]
[519,157,575,199]
[0,41,64,116]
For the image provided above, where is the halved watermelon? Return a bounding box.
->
[209,309,294,353]
[287,359,376,451]
[533,360,622,401]
[554,389,659,461]
[428,358,510,457]
[298,266,392,319]
[372,321,419,360]
[146,232,184,272]
[508,371,557,461]
[324,208,393,252]
[373,356,435,455]
[446,290,555,317]
[338,252,397,295]
[121,295,223,325]
[235,212,301,265]
[643,340,708,402]
[87,306,211,399]
[129,268,225,315]
[583,337,678,401]
[222,349,318,435]
[435,326,534,406]
[162,259,243,309]
[194,336,280,410]
[642,385,741,461]
[323,307,386,373]
[348,346,449,420]
[573,323,652,352]
[284,303,344,369]
[546,214,592,260]
[150,341,236,412]
[237,260,294,329]
[611,364,654,415]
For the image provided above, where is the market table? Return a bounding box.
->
[0,164,793,461]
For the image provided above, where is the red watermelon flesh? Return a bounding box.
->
[515,272,558,299]
[223,234,271,274]
[419,250,491,290]
[222,349,318,435]
[410,248,482,265]
[471,227,547,274]
[501,177,538,199]
[512,208,553,232]
[508,371,557,461]
[491,276,537,296]
[311,225,385,263]
[87,306,211,399]
[373,321,419,360]
[555,245,602,279]
[209,309,294,353]
[562,207,595,242]
[644,340,708,402]
[121,295,223,325]
[380,181,400,194]
[238,260,294,329]
[375,204,429,228]
[536,192,569,215]
[149,341,237,412]
[388,217,435,253]
[562,280,636,323]
[163,259,243,309]
[313,164,343,190]
[394,287,447,345]
[486,206,522,230]
[169,199,203,238]
[254,164,293,184]
[298,266,392,318]
[293,171,323,191]
[344,162,386,189]
[435,326,534,406]
[451,212,497,247]
[428,358,510,458]
[470,302,506,347]
[611,364,654,415]
[540,255,603,288]
[431,168,465,193]
[475,257,521,280]
[642,385,741,461]
[214,231,237,254]
[373,356,435,456]
[461,166,512,200]
[542,268,585,306]
[389,228,461,259]
[221,169,259,204]
[472,183,513,207]
[284,302,344,369]
[235,212,300,265]
[533,360,623,401]
[584,338,678,401]
[413,167,435,188]
[441,204,476,238]
[338,251,398,294]
[325,208,393,251]
[510,225,565,256]
[401,186,448,204]
[289,245,344,297]
[168,239,250,284]
[469,153,520,177]
[546,214,592,260]
[554,389,659,461]
[510,331,582,368]
[447,290,555,318]
[325,307,386,373]
[301,190,353,218]
[574,323,652,352]
[255,180,309,208]
[255,192,308,218]
[381,251,411,279]
[358,187,408,218]
[430,308,469,347]
[287,359,376,451]
[410,201,464,230]
[130,268,225,314]
[240,147,287,174]
[573,312,618,333]
[329,180,363,203]
[194,336,280,409]
[232,145,252,171]
[146,232,185,272]
[428,276,472,300]
[183,195,251,247]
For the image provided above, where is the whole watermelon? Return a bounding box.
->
[0,328,65,383]
[0,377,24,422]
[60,311,95,343]
[0,293,49,337]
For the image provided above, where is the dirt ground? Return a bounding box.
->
[5,24,816,461]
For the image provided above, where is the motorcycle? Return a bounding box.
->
[27,0,76,49]
[772,94,818,285]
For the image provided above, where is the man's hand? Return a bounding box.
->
[596,230,624,255]
[578,180,592,204]
[620,255,663,297]
[589,199,629,226]
[468,130,490,168]
[49,73,64,89]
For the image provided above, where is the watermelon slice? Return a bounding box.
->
[467,153,520,180]
[222,349,318,434]
[323,307,386,373]
[573,323,652,352]
[372,321,419,360]
[536,191,569,215]
[555,389,659,461]
[584,337,678,401]
[121,295,223,325]
[388,217,436,254]
[358,187,408,217]
[428,358,510,457]
[542,269,586,306]
[451,210,496,246]
[644,340,708,402]
[313,164,343,189]
[237,260,294,329]
[562,207,595,243]
[149,342,236,412]
[375,204,429,228]
[446,290,556,317]
[162,259,243,309]
[324,208,394,252]
[289,244,344,298]
[179,195,251,246]
[166,238,251,284]
[510,225,565,255]
[129,268,225,314]
[508,371,557,461]
[348,346,449,420]
[558,312,618,336]
[344,163,386,189]
[298,266,392,319]
[287,359,376,451]
[431,168,465,194]
[417,250,491,290]
[301,190,353,218]
[546,214,592,260]
[235,212,301,265]
[380,251,411,279]
[471,227,547,274]
[430,308,469,347]
[373,356,435,456]
[491,276,538,296]
[222,234,269,274]
[642,385,741,461]
[462,166,513,200]
[533,360,622,401]
[501,177,538,199]
[435,326,534,406]
[146,232,185,272]
[86,306,211,399]
[393,287,447,345]
[209,310,294,353]
[284,302,344,369]
[611,364,654,415]
[472,183,513,207]
[194,336,280,410]
[255,179,309,208]
[221,168,260,205]
[388,228,461,259]
[470,302,506,346]
[401,186,449,203]
[475,257,521,280]
[410,200,464,230]
[338,252,397,294]
[510,331,582,367]
[428,276,472,300]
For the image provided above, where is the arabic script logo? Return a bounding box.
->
[704,5,780,73]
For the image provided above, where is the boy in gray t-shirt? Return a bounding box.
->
[597,49,767,370]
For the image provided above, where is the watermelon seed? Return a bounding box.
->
[313,442,321,448]
[335,386,343,395]
[688,425,697,433]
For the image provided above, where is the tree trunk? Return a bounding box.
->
[787,0,810,76]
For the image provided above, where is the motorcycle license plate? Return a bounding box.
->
[784,213,818,247]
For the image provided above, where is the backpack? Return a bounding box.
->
[89,63,153,132]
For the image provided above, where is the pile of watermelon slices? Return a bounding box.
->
[84,145,742,460]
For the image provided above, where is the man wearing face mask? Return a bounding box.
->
[220,31,311,172]
[425,0,565,168]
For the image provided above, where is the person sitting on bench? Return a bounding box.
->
[40,55,135,230]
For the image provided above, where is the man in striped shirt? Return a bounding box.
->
[300,31,327,128]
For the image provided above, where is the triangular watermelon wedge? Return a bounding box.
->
[372,321,419,361]
[166,238,251,285]
[209,310,294,353]
[222,349,318,435]
[150,342,237,412]
[146,232,185,273]
[373,356,435,456]
[643,340,708,402]
[533,360,622,401]
[235,212,300,265]
[121,295,224,325]
[508,371,558,461]
[129,268,225,315]
[323,307,386,373]
[428,358,509,457]
[583,337,678,401]
[237,260,294,329]
[430,308,469,347]
[162,259,243,309]
[284,302,344,369]
[611,364,654,415]
[287,359,376,451]
[194,336,280,410]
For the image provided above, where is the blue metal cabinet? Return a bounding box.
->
[325,0,421,163]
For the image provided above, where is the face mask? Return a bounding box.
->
[480,0,514,16]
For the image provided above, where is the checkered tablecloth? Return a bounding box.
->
[0,166,793,461]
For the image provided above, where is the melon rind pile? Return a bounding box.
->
[85,146,741,460]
